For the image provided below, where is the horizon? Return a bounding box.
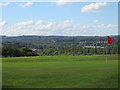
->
[1,34,118,37]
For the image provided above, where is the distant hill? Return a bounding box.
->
[2,35,118,47]
[1,35,118,56]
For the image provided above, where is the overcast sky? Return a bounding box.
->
[0,2,118,36]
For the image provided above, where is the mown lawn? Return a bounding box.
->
[2,55,118,88]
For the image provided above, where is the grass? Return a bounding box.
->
[2,55,118,88]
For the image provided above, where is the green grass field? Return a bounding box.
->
[2,55,118,88]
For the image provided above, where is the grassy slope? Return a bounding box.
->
[2,55,118,88]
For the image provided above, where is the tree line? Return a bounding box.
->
[2,46,38,57]
[2,35,118,57]
[38,45,118,56]
[2,44,118,57]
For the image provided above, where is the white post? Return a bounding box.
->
[106,37,107,64]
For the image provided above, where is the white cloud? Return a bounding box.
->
[94,19,118,29]
[18,2,33,8]
[94,20,99,23]
[36,20,45,25]
[56,0,74,5]
[56,0,85,5]
[98,24,117,28]
[64,20,72,23]
[16,20,33,26]
[0,2,10,6]
[0,21,7,26]
[1,20,118,36]
[56,0,69,5]
[106,24,118,28]
[101,24,105,27]
[81,2,107,12]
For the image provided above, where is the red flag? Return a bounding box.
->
[107,36,113,44]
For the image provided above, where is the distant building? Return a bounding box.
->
[84,46,104,48]
[31,49,37,52]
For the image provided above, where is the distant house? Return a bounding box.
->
[51,40,55,43]
[97,41,107,43]
[84,46,104,48]
[31,49,37,52]
[79,41,86,43]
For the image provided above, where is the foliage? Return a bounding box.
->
[2,35,118,57]
[2,46,38,57]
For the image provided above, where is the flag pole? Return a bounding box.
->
[106,36,108,64]
[105,35,113,64]
[106,41,107,64]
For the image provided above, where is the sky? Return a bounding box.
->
[0,1,118,36]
